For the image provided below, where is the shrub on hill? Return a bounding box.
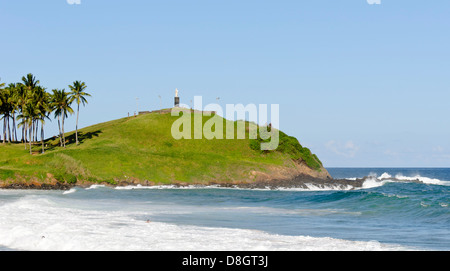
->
[250,130,322,171]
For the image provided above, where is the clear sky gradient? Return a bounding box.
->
[1,0,449,167]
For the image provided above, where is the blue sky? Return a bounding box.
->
[1,0,449,167]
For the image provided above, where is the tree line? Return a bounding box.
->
[0,73,91,154]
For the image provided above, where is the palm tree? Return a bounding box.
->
[0,80,6,143]
[0,79,4,143]
[68,81,91,145]
[15,79,47,154]
[0,84,13,144]
[50,89,63,147]
[0,78,5,98]
[51,89,73,148]
[14,84,28,142]
[6,83,19,142]
[33,86,51,153]
[22,73,39,92]
[17,103,37,154]
[20,73,40,143]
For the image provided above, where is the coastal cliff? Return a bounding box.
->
[0,112,332,189]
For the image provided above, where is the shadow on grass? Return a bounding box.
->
[44,130,102,150]
[2,131,102,155]
[66,130,102,145]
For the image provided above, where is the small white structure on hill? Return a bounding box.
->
[174,88,180,107]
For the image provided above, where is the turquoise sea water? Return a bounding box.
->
[0,168,449,251]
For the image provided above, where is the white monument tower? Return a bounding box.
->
[174,88,180,107]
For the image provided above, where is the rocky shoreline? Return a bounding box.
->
[218,175,367,190]
[0,175,365,191]
[0,174,424,191]
[0,182,75,190]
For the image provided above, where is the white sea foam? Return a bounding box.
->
[0,196,411,251]
[63,188,77,195]
[394,174,449,186]
[85,184,106,190]
[360,177,388,190]
[378,172,393,179]
[114,184,224,190]
[275,183,354,191]
[66,171,450,195]
[113,183,356,192]
[345,177,358,181]
[370,172,450,186]
[306,171,450,191]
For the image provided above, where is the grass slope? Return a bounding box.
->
[0,112,324,186]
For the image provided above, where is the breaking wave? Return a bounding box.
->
[0,195,410,251]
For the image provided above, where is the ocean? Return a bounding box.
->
[0,168,449,251]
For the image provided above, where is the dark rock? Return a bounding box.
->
[1,182,74,191]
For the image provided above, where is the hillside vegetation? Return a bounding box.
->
[0,112,329,187]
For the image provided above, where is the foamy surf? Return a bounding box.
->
[394,174,449,186]
[275,184,354,191]
[89,171,450,193]
[336,172,450,191]
[112,184,357,192]
[3,170,449,251]
[0,196,411,251]
[369,172,450,186]
[359,177,388,190]
[51,173,449,197]
[85,184,106,190]
[63,188,77,195]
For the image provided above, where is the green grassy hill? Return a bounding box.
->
[0,111,330,187]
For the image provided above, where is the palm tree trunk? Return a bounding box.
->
[31,120,34,144]
[21,106,25,143]
[34,120,37,142]
[29,124,32,155]
[32,120,35,142]
[36,120,39,142]
[23,123,27,149]
[30,120,32,144]
[3,117,7,144]
[7,115,11,143]
[9,116,12,142]
[41,123,44,154]
[62,116,66,148]
[76,103,80,145]
[2,118,5,144]
[58,116,62,147]
[12,113,17,142]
